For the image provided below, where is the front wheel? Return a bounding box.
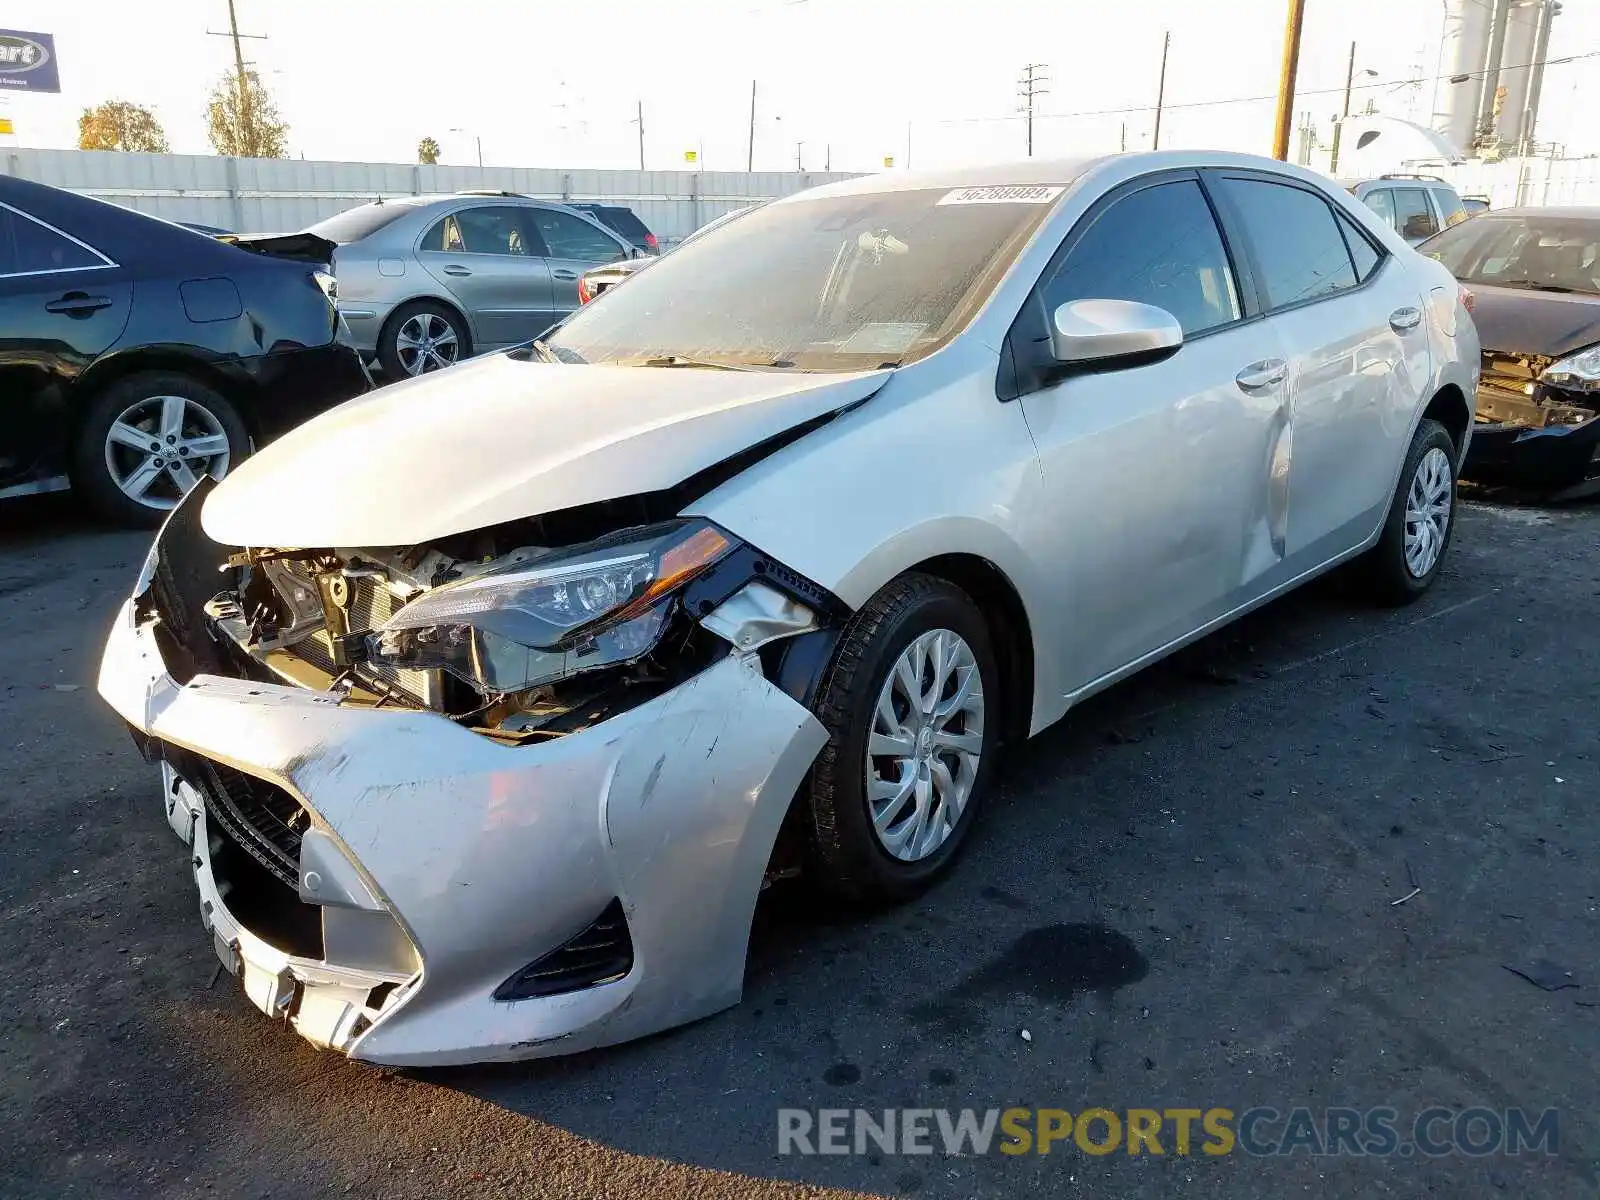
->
[1359,418,1458,605]
[803,574,1002,906]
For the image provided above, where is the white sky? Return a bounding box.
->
[1,0,1595,171]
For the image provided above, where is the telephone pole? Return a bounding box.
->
[1017,63,1050,157]
[207,0,267,153]
[1152,32,1171,149]
[794,141,805,172]
[635,100,645,170]
[1271,0,1307,159]
[746,80,757,171]
[1329,42,1360,175]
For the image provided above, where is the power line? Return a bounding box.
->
[928,48,1600,128]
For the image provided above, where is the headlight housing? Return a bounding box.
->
[1542,346,1600,392]
[365,520,733,694]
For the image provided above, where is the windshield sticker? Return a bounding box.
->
[839,322,928,355]
[937,185,1064,206]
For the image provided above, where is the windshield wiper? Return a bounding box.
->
[529,339,586,364]
[1485,279,1579,293]
[625,355,755,371]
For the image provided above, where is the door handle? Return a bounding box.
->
[551,269,579,280]
[442,265,472,277]
[1389,306,1422,332]
[45,292,113,316]
[1235,358,1288,390]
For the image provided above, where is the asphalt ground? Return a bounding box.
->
[2,492,1596,1199]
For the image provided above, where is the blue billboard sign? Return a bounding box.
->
[0,31,59,94]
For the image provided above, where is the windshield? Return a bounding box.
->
[540,186,1060,371]
[1422,213,1600,294]
[305,202,413,244]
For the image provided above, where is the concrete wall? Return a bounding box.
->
[0,148,861,239]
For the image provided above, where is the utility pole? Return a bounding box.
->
[746,80,757,171]
[1152,32,1171,150]
[1271,0,1308,160]
[1329,41,1357,175]
[824,143,831,171]
[635,100,645,171]
[1017,63,1049,157]
[1119,122,1127,152]
[794,141,805,172]
[206,0,267,153]
[905,120,912,169]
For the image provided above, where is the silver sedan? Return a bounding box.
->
[307,193,637,377]
[100,151,1477,1066]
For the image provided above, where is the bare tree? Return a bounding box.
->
[78,101,170,152]
[205,69,288,158]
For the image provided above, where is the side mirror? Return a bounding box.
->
[1049,298,1183,370]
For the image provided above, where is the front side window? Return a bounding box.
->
[1043,179,1240,336]
[420,206,530,255]
[1218,177,1357,309]
[1393,188,1439,241]
[542,186,1060,371]
[0,207,107,276]
[528,209,626,263]
[1421,214,1600,294]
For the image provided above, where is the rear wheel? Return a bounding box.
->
[803,574,1001,905]
[73,371,249,528]
[1359,418,1457,605]
[378,301,470,378]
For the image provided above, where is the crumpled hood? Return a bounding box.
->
[202,352,888,547]
[1470,283,1600,360]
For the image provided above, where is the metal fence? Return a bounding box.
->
[0,148,861,239]
[1444,155,1600,208]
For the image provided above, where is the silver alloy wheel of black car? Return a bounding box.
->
[394,311,461,375]
[102,394,232,510]
[865,627,986,862]
[1403,446,1453,578]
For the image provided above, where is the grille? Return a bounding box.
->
[189,756,309,888]
[493,899,634,1001]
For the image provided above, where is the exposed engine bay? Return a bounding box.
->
[1477,350,1600,430]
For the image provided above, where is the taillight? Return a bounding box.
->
[1459,284,1475,314]
[644,232,659,251]
[577,276,593,304]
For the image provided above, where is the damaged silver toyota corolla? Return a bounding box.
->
[100,153,1478,1065]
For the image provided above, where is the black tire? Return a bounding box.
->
[804,573,1003,906]
[72,371,250,528]
[377,300,471,379]
[1359,418,1458,606]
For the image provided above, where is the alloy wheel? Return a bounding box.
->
[865,628,986,862]
[1403,446,1453,578]
[395,312,460,375]
[102,395,231,510]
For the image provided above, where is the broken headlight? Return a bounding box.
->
[1542,346,1600,393]
[365,520,733,694]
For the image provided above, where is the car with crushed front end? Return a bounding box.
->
[99,151,1478,1066]
[1418,205,1600,498]
[0,175,370,526]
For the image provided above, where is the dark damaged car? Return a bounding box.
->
[1421,206,1600,497]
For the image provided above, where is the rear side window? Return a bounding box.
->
[1217,178,1357,308]
[1361,188,1396,227]
[1335,208,1382,281]
[1392,188,1439,241]
[598,207,652,243]
[420,206,533,255]
[1044,179,1241,336]
[0,207,108,276]
[1432,186,1468,228]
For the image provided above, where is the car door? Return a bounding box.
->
[1014,174,1292,689]
[0,202,132,492]
[416,204,553,349]
[521,207,630,325]
[1208,172,1429,564]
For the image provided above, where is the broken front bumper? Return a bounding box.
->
[1462,414,1600,497]
[98,589,826,1067]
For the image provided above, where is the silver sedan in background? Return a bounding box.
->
[308,193,637,376]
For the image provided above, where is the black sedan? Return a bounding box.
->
[0,176,370,525]
[1419,206,1600,498]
